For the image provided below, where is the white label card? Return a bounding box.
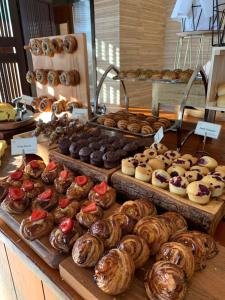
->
[72,108,89,123]
[154,126,164,144]
[11,137,37,156]
[195,121,221,139]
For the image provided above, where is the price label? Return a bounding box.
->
[11,137,37,156]
[72,108,89,123]
[154,126,164,144]
[195,121,221,139]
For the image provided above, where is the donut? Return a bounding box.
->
[63,36,78,53]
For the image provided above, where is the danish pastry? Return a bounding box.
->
[109,213,135,235]
[1,187,29,214]
[53,197,80,224]
[160,211,187,237]
[6,169,28,187]
[32,188,58,211]
[51,99,67,115]
[54,169,74,194]
[22,179,44,200]
[52,38,63,53]
[141,125,154,135]
[24,160,46,179]
[67,175,93,201]
[88,182,116,209]
[41,161,62,184]
[38,97,53,112]
[26,39,43,55]
[191,231,218,259]
[103,118,116,127]
[117,119,128,130]
[76,200,103,228]
[127,122,141,133]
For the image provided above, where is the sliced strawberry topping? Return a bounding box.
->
[75,175,88,186]
[82,201,97,213]
[30,160,40,169]
[59,170,69,180]
[22,180,34,191]
[31,209,47,221]
[59,218,74,234]
[38,189,53,200]
[8,187,25,201]
[93,182,107,195]
[46,161,57,172]
[10,170,23,180]
[59,198,70,209]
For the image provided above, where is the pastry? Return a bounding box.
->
[97,116,106,125]
[90,151,103,167]
[146,116,157,124]
[134,216,169,255]
[121,157,138,176]
[88,182,116,209]
[52,38,63,53]
[53,197,80,224]
[201,175,224,197]
[160,211,187,238]
[135,163,152,182]
[22,179,44,199]
[119,199,157,221]
[147,158,165,171]
[76,200,103,228]
[6,169,28,187]
[0,103,16,121]
[198,156,218,171]
[26,70,36,84]
[66,100,82,112]
[178,70,192,81]
[58,137,71,155]
[103,118,116,127]
[186,181,211,204]
[47,70,60,86]
[143,148,157,159]
[25,39,43,56]
[158,118,171,128]
[108,213,135,235]
[169,176,189,197]
[191,231,218,259]
[72,233,104,267]
[50,218,82,253]
[127,122,141,133]
[20,209,54,241]
[118,234,150,269]
[63,35,77,53]
[41,161,62,184]
[79,146,92,163]
[35,69,48,84]
[90,218,122,249]
[172,231,207,270]
[144,261,187,300]
[156,154,172,167]
[67,175,93,200]
[59,70,80,86]
[162,71,178,80]
[94,249,135,295]
[32,188,58,211]
[185,170,203,183]
[190,165,209,176]
[156,242,195,280]
[164,150,181,160]
[134,153,149,163]
[24,160,46,179]
[150,142,168,154]
[54,169,74,194]
[117,119,128,130]
[152,121,165,130]
[52,99,67,114]
[1,187,29,214]
[181,154,198,166]
[102,151,120,169]
[38,97,53,112]
[42,38,56,57]
[172,158,191,170]
[141,125,154,135]
[152,169,170,189]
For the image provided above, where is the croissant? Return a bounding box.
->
[26,70,36,84]
[20,210,54,240]
[94,249,135,295]
[145,261,187,300]
[38,97,53,112]
[72,233,104,267]
[108,213,135,235]
[171,231,207,270]
[47,70,60,86]
[119,199,157,221]
[59,70,80,86]
[134,216,169,255]
[35,69,48,84]
[52,198,80,224]
[90,219,122,249]
[118,234,150,269]
[76,200,103,228]
[160,212,188,238]
[88,182,116,209]
[1,187,29,214]
[32,188,58,212]
[63,35,78,53]
[156,242,195,280]
[66,100,82,112]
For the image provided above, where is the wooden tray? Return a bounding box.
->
[59,244,225,300]
[0,111,35,131]
[111,171,225,235]
[49,149,120,183]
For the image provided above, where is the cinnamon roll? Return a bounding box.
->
[50,218,82,253]
[59,70,80,86]
[76,200,103,228]
[72,233,104,267]
[54,169,74,194]
[7,169,28,187]
[41,161,62,184]
[88,182,116,209]
[160,211,188,238]
[24,160,46,179]
[26,71,36,84]
[53,198,80,224]
[108,213,135,235]
[35,69,48,85]
[90,218,122,249]
[145,261,187,300]
[47,70,60,87]
[32,188,58,212]
[156,242,195,280]
[63,35,78,53]
[171,231,207,270]
[21,179,44,199]
[189,231,218,259]
[94,249,135,295]
[20,209,54,241]
[1,187,29,214]
[118,234,150,269]
[42,38,55,57]
[134,216,169,255]
[66,176,93,201]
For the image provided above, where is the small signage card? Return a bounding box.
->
[11,137,37,156]
[154,126,164,144]
[195,121,221,139]
[72,108,89,123]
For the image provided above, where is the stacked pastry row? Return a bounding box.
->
[118,68,193,81]
[71,198,218,299]
[0,159,117,254]
[24,35,77,56]
[26,69,80,87]
[122,142,225,205]
[97,111,171,135]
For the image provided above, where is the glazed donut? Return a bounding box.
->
[26,71,36,84]
[66,100,82,112]
[35,69,48,85]
[38,97,53,112]
[47,70,60,87]
[52,38,63,53]
[51,99,67,114]
[42,38,55,57]
[63,35,78,53]
[24,39,43,56]
[31,97,42,110]
[59,70,80,86]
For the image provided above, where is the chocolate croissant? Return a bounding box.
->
[156,242,195,280]
[72,233,104,267]
[94,249,135,295]
[134,216,169,255]
[118,234,150,269]
[35,69,48,84]
[90,218,122,249]
[88,182,116,209]
[119,199,157,221]
[108,213,135,235]
[145,261,187,300]
[160,211,188,238]
[172,231,207,270]
[1,187,29,214]
[32,188,58,212]
[189,231,218,259]
[76,200,103,228]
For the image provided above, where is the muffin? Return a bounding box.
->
[89,142,101,151]
[190,165,209,176]
[185,170,203,183]
[69,143,83,159]
[148,159,165,170]
[186,181,211,204]
[201,175,225,197]
[103,151,120,169]
[150,143,168,154]
[58,137,71,155]
[181,154,198,166]
[211,171,225,182]
[100,144,114,153]
[79,147,92,163]
[215,165,225,173]
[152,170,170,189]
[167,166,186,178]
[172,158,191,170]
[198,156,218,171]
[90,151,103,167]
[169,176,189,197]
[123,141,139,156]
[121,157,138,176]
[134,153,149,164]
[156,155,172,167]
[115,149,128,160]
[143,148,157,159]
[164,150,181,160]
[135,163,152,182]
